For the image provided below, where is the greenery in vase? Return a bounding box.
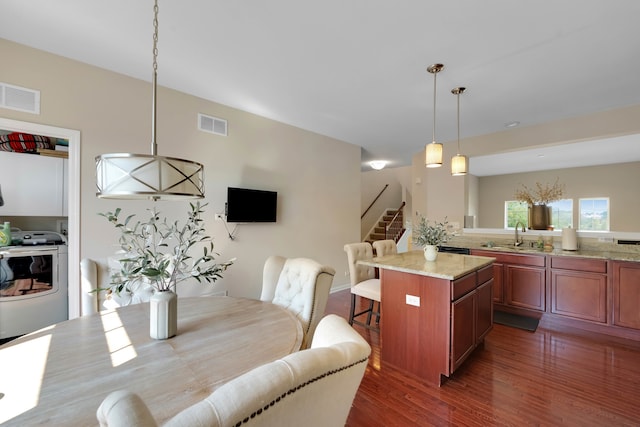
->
[413,215,453,247]
[99,202,234,294]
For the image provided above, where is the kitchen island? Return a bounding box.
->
[359,250,495,386]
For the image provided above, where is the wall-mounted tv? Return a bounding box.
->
[226,187,277,223]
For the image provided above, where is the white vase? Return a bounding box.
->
[424,245,438,262]
[150,290,177,340]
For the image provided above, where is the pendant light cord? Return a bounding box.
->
[151,0,159,157]
[432,70,437,143]
[456,90,460,154]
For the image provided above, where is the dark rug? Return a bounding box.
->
[494,311,539,332]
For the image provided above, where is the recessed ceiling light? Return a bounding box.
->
[369,160,387,170]
[505,121,520,128]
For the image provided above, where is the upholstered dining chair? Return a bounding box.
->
[372,239,397,257]
[259,256,336,349]
[97,314,371,427]
[343,242,381,329]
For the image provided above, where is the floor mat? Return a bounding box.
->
[494,311,539,332]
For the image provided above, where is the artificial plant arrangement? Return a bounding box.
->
[514,178,565,205]
[99,202,234,296]
[413,215,454,247]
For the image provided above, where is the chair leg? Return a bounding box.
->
[375,301,381,325]
[365,299,374,326]
[349,293,356,325]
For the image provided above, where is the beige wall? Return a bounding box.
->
[477,162,640,231]
[411,104,640,233]
[1,38,361,300]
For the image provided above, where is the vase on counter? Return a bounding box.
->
[529,204,552,230]
[424,245,438,262]
[150,289,177,340]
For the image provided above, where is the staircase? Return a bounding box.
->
[365,205,405,244]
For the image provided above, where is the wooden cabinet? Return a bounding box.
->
[505,264,546,311]
[451,265,493,372]
[472,250,545,313]
[612,261,640,330]
[550,257,607,323]
[380,258,494,386]
[0,151,66,216]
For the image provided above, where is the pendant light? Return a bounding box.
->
[425,63,444,168]
[451,87,468,176]
[96,0,204,200]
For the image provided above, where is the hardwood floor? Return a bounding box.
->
[325,289,640,426]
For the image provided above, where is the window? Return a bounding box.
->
[505,201,528,228]
[579,198,609,231]
[548,199,573,229]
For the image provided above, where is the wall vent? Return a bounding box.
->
[198,113,227,136]
[0,82,40,114]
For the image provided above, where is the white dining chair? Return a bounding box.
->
[343,242,381,329]
[372,239,397,257]
[260,256,335,349]
[97,314,371,427]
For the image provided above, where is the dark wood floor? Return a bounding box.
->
[325,289,640,426]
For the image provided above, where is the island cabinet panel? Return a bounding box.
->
[612,261,640,330]
[380,263,495,385]
[550,257,607,323]
[380,269,451,383]
[451,290,476,371]
[505,264,546,311]
[491,262,504,303]
[476,279,494,342]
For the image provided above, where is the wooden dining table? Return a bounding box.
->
[0,296,303,426]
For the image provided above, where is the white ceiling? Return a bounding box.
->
[1,0,640,172]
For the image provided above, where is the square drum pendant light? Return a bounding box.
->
[425,63,444,168]
[95,0,204,201]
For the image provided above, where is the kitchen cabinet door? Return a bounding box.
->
[0,151,64,216]
[550,257,607,323]
[451,290,476,372]
[476,279,493,342]
[505,264,546,311]
[613,261,640,330]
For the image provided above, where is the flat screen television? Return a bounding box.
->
[226,187,277,223]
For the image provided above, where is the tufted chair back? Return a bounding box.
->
[344,242,376,287]
[372,239,397,257]
[97,315,371,427]
[261,257,335,349]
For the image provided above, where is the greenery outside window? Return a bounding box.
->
[505,201,528,228]
[548,199,573,229]
[579,198,609,231]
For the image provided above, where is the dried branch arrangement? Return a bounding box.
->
[514,178,565,205]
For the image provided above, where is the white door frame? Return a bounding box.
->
[0,118,81,319]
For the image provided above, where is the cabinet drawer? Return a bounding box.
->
[477,264,494,284]
[551,256,607,273]
[452,272,476,301]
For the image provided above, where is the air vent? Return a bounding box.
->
[0,82,40,114]
[198,113,227,136]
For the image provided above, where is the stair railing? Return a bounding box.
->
[361,184,389,219]
[384,201,406,240]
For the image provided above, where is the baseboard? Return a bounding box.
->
[330,283,350,293]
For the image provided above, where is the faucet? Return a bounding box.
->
[514,221,526,246]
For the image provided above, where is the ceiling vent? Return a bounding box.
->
[198,113,227,136]
[0,82,40,114]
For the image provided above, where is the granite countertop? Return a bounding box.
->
[466,244,640,262]
[358,250,495,281]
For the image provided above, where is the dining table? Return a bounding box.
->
[0,296,303,426]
